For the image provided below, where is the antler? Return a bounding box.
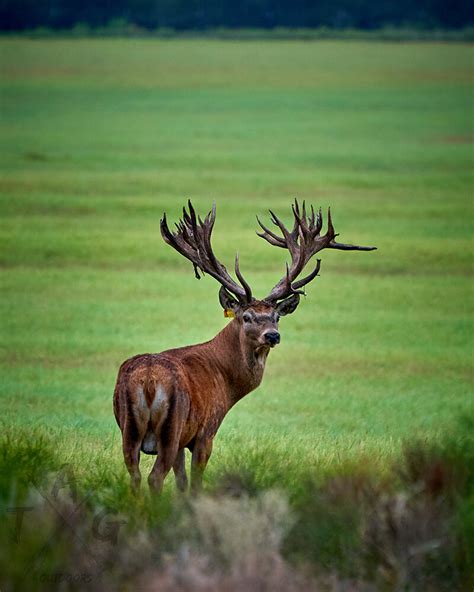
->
[257,199,377,302]
[160,200,253,304]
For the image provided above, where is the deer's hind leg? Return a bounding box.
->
[148,431,180,494]
[122,419,146,493]
[121,386,149,493]
[148,391,188,494]
[173,448,188,492]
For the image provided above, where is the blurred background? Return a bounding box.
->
[1,3,473,591]
[1,0,473,33]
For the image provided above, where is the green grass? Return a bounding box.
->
[0,38,473,588]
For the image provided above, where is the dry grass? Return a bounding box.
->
[1,428,472,591]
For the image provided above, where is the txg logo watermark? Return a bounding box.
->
[7,464,127,583]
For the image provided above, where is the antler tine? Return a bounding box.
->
[256,232,286,248]
[235,253,253,303]
[327,207,336,241]
[161,201,254,304]
[268,262,305,301]
[292,258,321,290]
[314,207,323,236]
[325,207,376,251]
[187,199,200,239]
[291,199,301,237]
[269,209,300,261]
[161,213,189,258]
[207,200,217,227]
[201,216,220,272]
[256,215,286,247]
[182,206,190,224]
[293,198,300,217]
[328,241,377,251]
[284,261,305,296]
[299,200,310,233]
[301,200,307,223]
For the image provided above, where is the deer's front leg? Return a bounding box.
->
[191,438,213,493]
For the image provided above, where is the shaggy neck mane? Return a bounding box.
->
[208,319,269,406]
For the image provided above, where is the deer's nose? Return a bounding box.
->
[264,331,280,346]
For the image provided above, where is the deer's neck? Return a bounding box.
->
[210,320,269,407]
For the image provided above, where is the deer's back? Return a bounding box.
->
[113,347,229,448]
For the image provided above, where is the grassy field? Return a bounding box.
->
[1,39,473,589]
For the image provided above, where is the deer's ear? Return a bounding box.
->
[275,293,300,316]
[219,286,240,312]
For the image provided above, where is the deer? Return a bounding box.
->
[113,200,376,493]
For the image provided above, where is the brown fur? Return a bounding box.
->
[113,301,280,493]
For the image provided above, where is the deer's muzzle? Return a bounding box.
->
[264,331,280,347]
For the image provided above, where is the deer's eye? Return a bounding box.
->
[243,313,253,323]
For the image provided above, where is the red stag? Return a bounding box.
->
[113,200,376,492]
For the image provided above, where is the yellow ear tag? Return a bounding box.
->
[224,309,235,318]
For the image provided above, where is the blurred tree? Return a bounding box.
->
[0,0,472,31]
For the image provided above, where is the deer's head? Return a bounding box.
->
[217,291,298,350]
[161,200,376,351]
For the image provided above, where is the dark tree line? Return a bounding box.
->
[0,0,472,31]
